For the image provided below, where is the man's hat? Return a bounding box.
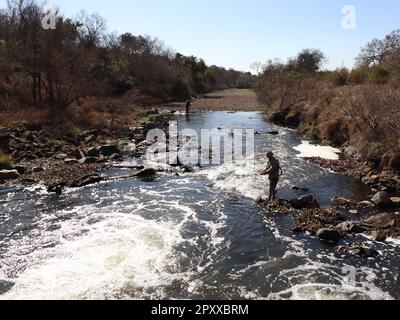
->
[267,151,274,157]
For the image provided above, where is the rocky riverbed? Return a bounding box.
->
[0,109,173,193]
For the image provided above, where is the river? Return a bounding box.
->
[1,111,399,300]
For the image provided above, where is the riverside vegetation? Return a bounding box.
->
[0,0,255,189]
[255,32,400,247]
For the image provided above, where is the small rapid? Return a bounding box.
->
[1,112,399,300]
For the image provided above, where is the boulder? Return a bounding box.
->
[371,230,387,243]
[316,228,341,244]
[336,222,367,234]
[86,147,100,157]
[390,197,400,206]
[98,145,120,156]
[363,213,395,229]
[290,195,320,209]
[0,169,20,180]
[47,183,64,195]
[129,168,157,178]
[359,201,375,208]
[371,191,393,208]
[331,196,356,208]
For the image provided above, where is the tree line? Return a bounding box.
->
[256,31,400,169]
[0,0,256,114]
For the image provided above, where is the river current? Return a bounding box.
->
[1,112,399,300]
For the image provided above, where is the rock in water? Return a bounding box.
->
[338,245,379,258]
[371,191,393,208]
[363,213,395,229]
[290,195,320,209]
[0,169,20,180]
[371,231,387,243]
[98,145,120,157]
[130,168,157,178]
[336,222,367,234]
[316,228,341,245]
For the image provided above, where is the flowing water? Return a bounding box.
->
[1,111,399,300]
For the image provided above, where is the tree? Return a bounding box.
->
[356,29,400,67]
[292,49,326,73]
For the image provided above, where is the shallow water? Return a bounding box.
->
[0,112,399,300]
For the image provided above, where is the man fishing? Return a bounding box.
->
[185,98,192,115]
[260,151,283,203]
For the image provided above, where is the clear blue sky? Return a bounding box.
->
[2,0,400,72]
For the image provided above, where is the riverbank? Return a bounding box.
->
[0,108,174,192]
[259,109,400,246]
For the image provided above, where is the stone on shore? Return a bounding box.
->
[331,196,357,209]
[371,191,393,208]
[98,145,120,157]
[359,201,375,208]
[290,195,320,209]
[391,197,400,206]
[0,169,20,180]
[363,213,395,229]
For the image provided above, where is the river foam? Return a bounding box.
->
[293,141,341,160]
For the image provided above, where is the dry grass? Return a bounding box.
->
[0,108,49,126]
[191,89,260,111]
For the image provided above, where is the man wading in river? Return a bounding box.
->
[260,151,283,203]
[185,99,192,114]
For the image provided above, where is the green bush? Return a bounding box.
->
[367,65,391,85]
[0,154,12,170]
[349,68,368,85]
